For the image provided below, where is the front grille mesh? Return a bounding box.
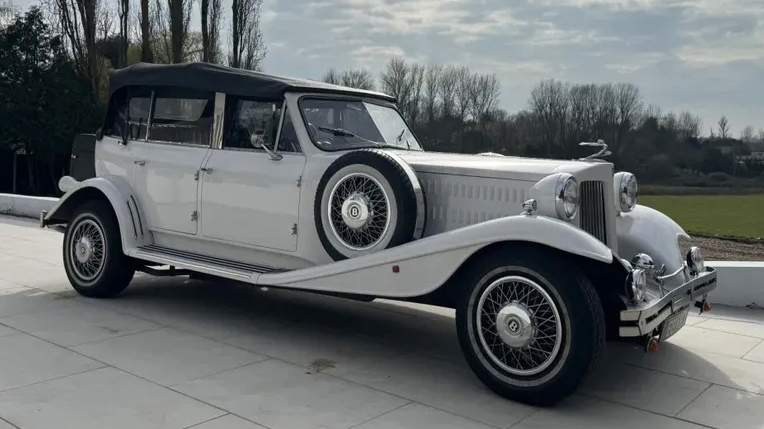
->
[580,181,607,244]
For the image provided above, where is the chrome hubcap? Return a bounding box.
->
[476,275,563,376]
[341,193,371,230]
[328,172,390,251]
[69,218,105,281]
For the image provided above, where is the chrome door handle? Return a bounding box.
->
[134,160,146,166]
[200,167,213,174]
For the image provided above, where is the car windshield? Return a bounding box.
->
[299,98,422,151]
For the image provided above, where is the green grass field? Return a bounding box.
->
[639,194,764,238]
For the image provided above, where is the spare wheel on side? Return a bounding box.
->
[314,149,425,261]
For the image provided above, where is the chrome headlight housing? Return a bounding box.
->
[629,268,648,302]
[554,173,579,220]
[687,246,705,275]
[614,172,638,213]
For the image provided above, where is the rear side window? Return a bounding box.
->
[104,86,152,140]
[148,87,215,146]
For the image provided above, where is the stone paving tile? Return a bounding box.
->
[581,350,711,415]
[0,333,103,392]
[353,403,496,429]
[695,318,764,339]
[0,287,77,318]
[0,323,16,337]
[742,341,764,364]
[174,359,409,429]
[71,328,268,386]
[677,385,764,429]
[187,415,267,429]
[0,367,224,429]
[512,395,709,429]
[323,352,536,428]
[0,300,161,347]
[616,342,764,395]
[0,253,68,293]
[664,325,761,358]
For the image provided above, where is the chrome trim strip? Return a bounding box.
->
[619,267,717,337]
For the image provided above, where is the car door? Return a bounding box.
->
[199,98,306,251]
[130,86,215,235]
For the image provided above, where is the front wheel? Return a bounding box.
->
[455,249,605,406]
[63,201,135,298]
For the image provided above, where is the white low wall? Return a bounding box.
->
[0,193,58,219]
[0,193,761,308]
[705,261,764,308]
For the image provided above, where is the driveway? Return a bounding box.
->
[1,215,763,429]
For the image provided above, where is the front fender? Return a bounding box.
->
[616,204,688,286]
[43,175,151,252]
[257,214,613,297]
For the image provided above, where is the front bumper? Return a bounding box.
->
[619,266,717,337]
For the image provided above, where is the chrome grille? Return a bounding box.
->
[580,181,607,244]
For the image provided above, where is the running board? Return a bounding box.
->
[134,244,285,280]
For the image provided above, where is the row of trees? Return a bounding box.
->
[0,0,267,195]
[323,60,764,182]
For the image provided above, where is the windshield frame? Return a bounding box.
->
[297,94,423,152]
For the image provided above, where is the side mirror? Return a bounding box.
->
[95,127,104,141]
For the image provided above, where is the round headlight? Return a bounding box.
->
[554,174,579,220]
[630,268,647,302]
[614,172,638,213]
[687,246,705,275]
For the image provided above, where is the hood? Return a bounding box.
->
[393,150,607,182]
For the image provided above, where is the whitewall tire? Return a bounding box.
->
[455,246,605,406]
[314,150,424,260]
[63,201,135,298]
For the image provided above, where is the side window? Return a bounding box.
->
[276,108,301,153]
[148,87,215,146]
[225,98,282,151]
[104,88,127,138]
[103,86,151,140]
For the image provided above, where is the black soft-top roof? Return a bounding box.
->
[108,62,396,103]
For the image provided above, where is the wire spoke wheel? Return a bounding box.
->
[476,275,563,376]
[69,218,106,282]
[328,172,391,251]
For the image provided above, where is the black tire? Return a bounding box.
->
[63,200,135,298]
[314,149,421,261]
[455,247,605,406]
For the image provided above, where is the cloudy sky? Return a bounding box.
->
[11,0,764,135]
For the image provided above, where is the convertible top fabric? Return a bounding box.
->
[108,62,396,102]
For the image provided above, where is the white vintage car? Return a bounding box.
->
[41,62,717,406]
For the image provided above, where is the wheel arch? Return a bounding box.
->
[43,176,151,253]
[416,240,630,338]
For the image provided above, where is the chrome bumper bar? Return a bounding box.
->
[619,267,717,337]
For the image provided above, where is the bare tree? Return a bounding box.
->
[118,0,129,67]
[152,0,193,63]
[438,65,458,119]
[229,0,267,70]
[740,125,755,144]
[50,0,109,100]
[677,111,702,140]
[168,0,185,63]
[423,63,442,123]
[200,0,221,62]
[717,115,730,139]
[529,79,569,156]
[322,69,341,85]
[139,0,152,61]
[322,68,375,90]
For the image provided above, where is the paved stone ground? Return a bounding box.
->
[1,216,764,429]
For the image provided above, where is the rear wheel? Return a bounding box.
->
[455,248,605,406]
[63,201,135,298]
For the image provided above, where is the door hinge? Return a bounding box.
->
[194,170,200,181]
[291,223,297,235]
[296,176,302,187]
[191,210,198,221]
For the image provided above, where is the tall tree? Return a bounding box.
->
[118,0,129,67]
[229,0,266,70]
[717,115,730,139]
[139,0,151,61]
[200,0,222,62]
